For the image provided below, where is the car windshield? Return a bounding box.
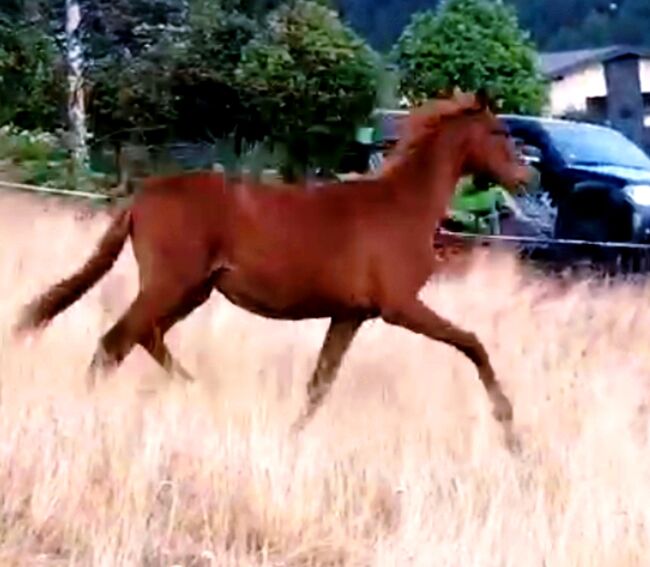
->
[545,122,650,170]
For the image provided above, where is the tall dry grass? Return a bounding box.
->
[1,192,650,566]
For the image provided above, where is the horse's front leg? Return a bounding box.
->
[381,298,518,451]
[291,314,366,434]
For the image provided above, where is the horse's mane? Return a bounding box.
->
[379,91,488,177]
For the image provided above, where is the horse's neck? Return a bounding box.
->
[382,134,465,222]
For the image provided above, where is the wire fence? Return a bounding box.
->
[435,228,650,277]
[0,179,111,201]
[437,229,650,250]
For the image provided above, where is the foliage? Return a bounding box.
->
[511,0,650,51]
[0,125,71,188]
[81,0,192,150]
[236,0,381,180]
[0,125,61,162]
[337,0,437,52]
[82,0,187,60]
[36,0,188,60]
[391,0,548,114]
[0,18,66,131]
[86,36,182,149]
[169,0,262,148]
[86,0,267,157]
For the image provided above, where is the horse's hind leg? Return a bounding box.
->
[138,280,215,382]
[291,314,365,434]
[381,299,518,450]
[85,283,195,390]
[85,293,155,390]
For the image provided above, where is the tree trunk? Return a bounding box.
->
[280,144,309,184]
[65,0,89,188]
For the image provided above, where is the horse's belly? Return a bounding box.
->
[213,268,339,320]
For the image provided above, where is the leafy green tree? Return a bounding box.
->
[236,0,381,181]
[169,0,262,150]
[86,0,267,164]
[336,0,650,52]
[0,17,65,130]
[391,0,548,114]
[86,37,181,148]
[35,0,188,61]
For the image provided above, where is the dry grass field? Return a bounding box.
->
[1,191,650,566]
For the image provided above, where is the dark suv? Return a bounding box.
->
[502,115,650,244]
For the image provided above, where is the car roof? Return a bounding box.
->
[498,113,616,134]
[368,109,622,146]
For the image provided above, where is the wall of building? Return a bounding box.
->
[546,62,607,116]
[545,56,650,152]
[546,57,650,117]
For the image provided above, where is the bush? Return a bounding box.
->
[0,20,65,131]
[391,0,548,114]
[236,0,381,181]
[0,126,112,190]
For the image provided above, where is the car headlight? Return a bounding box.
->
[623,184,650,206]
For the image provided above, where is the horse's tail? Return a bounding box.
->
[15,207,132,334]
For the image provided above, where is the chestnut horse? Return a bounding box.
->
[15,90,531,446]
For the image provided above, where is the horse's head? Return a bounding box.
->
[458,89,532,193]
[381,90,532,194]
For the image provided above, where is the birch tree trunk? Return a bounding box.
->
[65,0,89,186]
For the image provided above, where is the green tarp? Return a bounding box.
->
[448,179,511,234]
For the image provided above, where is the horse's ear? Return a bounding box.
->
[452,85,464,99]
[475,88,490,110]
[450,86,480,110]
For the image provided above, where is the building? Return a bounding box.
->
[539,45,650,149]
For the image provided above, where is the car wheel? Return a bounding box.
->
[553,188,634,269]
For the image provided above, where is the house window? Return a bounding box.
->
[586,95,608,123]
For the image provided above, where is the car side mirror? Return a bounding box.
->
[519,144,542,166]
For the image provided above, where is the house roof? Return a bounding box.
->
[539,45,650,79]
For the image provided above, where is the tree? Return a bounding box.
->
[334,0,650,53]
[85,0,268,172]
[37,0,188,61]
[391,0,548,114]
[0,16,66,130]
[169,0,262,150]
[337,0,442,52]
[611,0,650,46]
[86,38,180,144]
[235,0,381,181]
